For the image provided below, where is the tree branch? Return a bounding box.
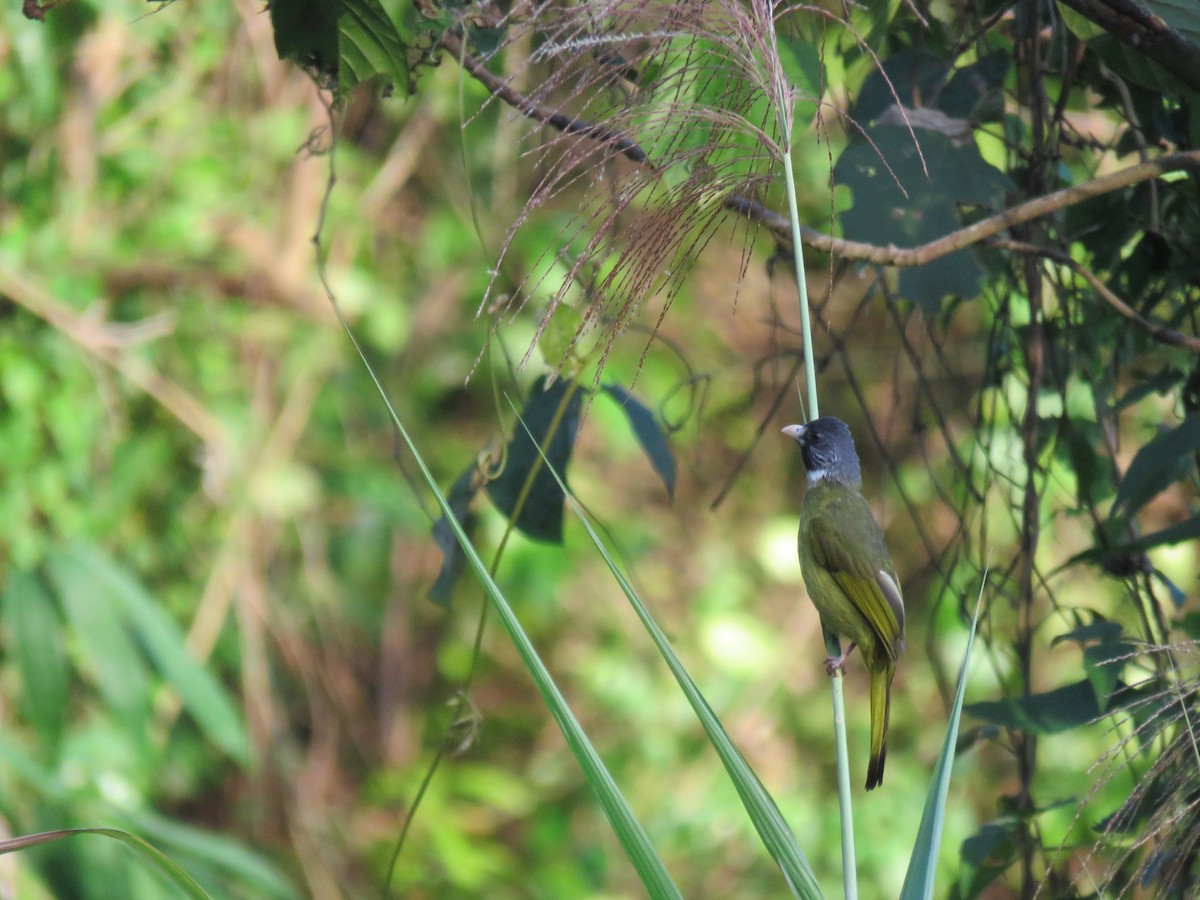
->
[1057,0,1200,93]
[445,33,1200,279]
[727,150,1200,265]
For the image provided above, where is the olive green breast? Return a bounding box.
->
[797,480,901,660]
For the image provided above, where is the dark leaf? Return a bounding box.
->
[270,0,341,85]
[487,376,583,543]
[1060,418,1114,505]
[853,49,949,122]
[967,680,1111,734]
[1114,411,1200,514]
[428,465,480,607]
[835,125,1011,308]
[939,50,1010,120]
[1051,620,1125,646]
[602,384,676,500]
[954,821,1017,900]
[1068,515,1200,569]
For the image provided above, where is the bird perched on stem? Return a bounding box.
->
[782,416,905,790]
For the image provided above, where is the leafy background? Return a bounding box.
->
[1,0,1199,897]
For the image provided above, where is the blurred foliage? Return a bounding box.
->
[2,0,1199,898]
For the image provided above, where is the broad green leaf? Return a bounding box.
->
[965,679,1142,735]
[1148,0,1200,44]
[1114,411,1200,514]
[0,828,211,900]
[954,820,1017,899]
[2,570,69,750]
[517,405,822,899]
[778,37,822,96]
[834,125,1012,307]
[939,51,1009,120]
[601,384,676,500]
[268,0,411,97]
[486,376,583,543]
[47,550,153,732]
[338,0,410,97]
[269,0,340,86]
[62,545,250,763]
[853,49,949,122]
[899,581,983,900]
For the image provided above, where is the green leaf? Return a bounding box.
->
[0,828,212,900]
[47,550,153,732]
[1114,412,1200,514]
[269,0,340,86]
[966,679,1131,735]
[338,0,410,97]
[1068,514,1200,568]
[516,404,823,899]
[939,51,1009,120]
[899,581,983,900]
[2,570,69,750]
[778,37,822,98]
[486,376,584,543]
[60,545,250,763]
[1147,0,1200,44]
[123,809,295,898]
[602,384,676,500]
[268,0,411,97]
[1051,620,1124,646]
[834,125,1012,308]
[1083,643,1135,712]
[954,820,1017,899]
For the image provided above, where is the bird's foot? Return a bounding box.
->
[823,642,857,676]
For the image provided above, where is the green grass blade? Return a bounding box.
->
[513,408,823,899]
[0,828,212,899]
[393,413,681,898]
[898,578,986,900]
[325,327,680,896]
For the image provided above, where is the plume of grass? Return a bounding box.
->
[466,0,846,382]
[1038,640,1200,897]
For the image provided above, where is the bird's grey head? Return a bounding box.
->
[781,416,863,488]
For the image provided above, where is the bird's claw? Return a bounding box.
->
[822,641,857,676]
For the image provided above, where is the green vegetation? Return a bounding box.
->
[2,0,1199,897]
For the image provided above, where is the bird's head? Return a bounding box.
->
[781,416,863,488]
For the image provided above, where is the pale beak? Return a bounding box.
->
[781,424,805,440]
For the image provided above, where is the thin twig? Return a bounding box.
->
[992,239,1200,353]
[726,149,1200,265]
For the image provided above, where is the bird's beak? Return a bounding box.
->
[781,424,805,441]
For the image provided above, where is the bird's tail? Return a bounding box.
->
[866,664,893,790]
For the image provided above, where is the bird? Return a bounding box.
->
[782,416,905,790]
